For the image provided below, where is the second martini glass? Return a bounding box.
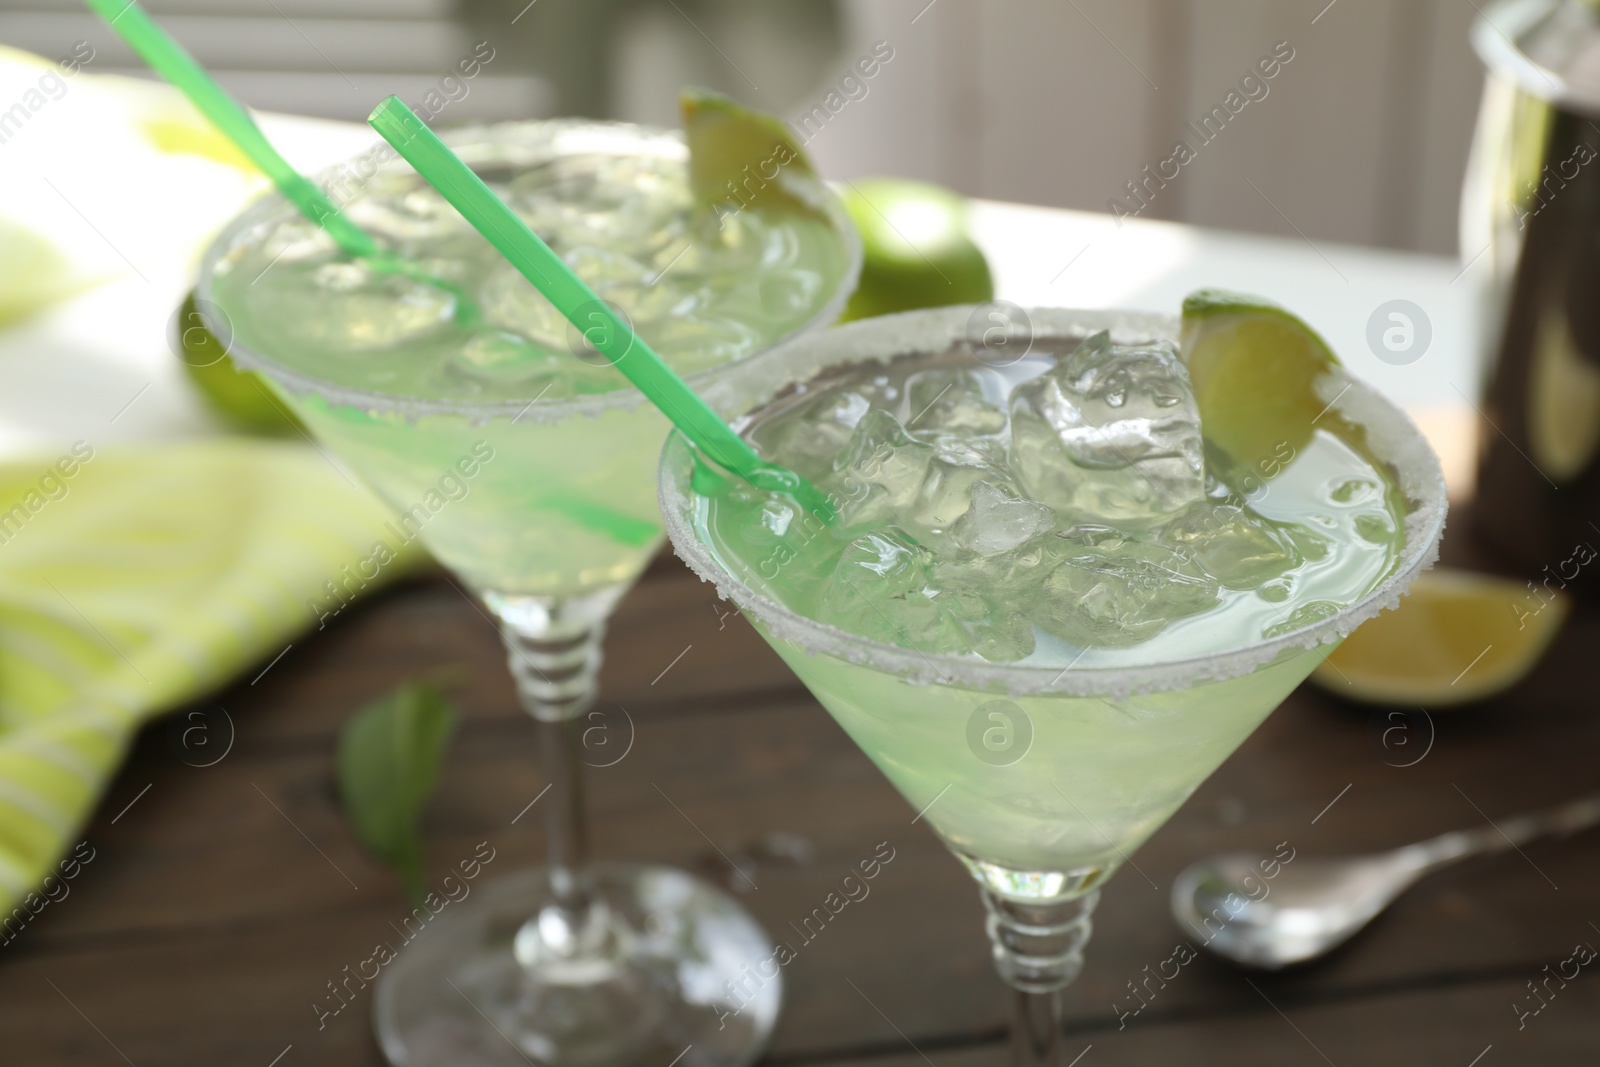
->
[199,120,859,1067]
[659,307,1448,1067]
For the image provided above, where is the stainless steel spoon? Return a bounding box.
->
[1171,792,1600,969]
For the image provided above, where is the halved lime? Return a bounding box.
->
[1311,567,1568,707]
[1179,290,1339,477]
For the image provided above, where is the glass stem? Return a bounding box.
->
[1012,989,1064,1067]
[491,587,626,963]
[982,888,1099,1067]
[529,668,598,910]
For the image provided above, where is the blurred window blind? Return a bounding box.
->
[0,0,549,121]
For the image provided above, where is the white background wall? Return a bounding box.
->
[0,0,1490,257]
[798,0,1487,257]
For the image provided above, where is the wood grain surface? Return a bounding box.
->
[3,517,1597,1066]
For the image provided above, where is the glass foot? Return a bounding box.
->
[374,864,781,1067]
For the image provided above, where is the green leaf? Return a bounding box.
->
[336,681,457,903]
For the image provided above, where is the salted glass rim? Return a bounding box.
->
[194,118,863,424]
[657,305,1449,699]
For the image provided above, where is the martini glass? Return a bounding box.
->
[198,120,860,1067]
[659,307,1447,1067]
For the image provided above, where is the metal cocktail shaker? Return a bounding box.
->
[1464,0,1600,593]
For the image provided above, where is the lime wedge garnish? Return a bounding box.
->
[1311,567,1569,707]
[681,87,815,215]
[840,178,993,322]
[1179,289,1339,476]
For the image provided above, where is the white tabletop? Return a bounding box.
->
[0,113,1484,491]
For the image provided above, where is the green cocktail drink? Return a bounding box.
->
[682,320,1408,888]
[200,119,859,1067]
[660,306,1446,1064]
[203,120,855,600]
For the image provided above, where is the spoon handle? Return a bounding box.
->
[1401,792,1600,871]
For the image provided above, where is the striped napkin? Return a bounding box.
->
[0,439,426,910]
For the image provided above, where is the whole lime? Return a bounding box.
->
[840,178,993,322]
[174,290,303,435]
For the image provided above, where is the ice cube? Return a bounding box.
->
[905,368,1008,435]
[1008,331,1204,525]
[479,262,572,348]
[509,154,687,247]
[603,280,701,324]
[757,269,824,319]
[252,217,338,269]
[752,388,876,479]
[942,586,1037,663]
[970,610,1036,662]
[1162,503,1300,590]
[815,530,970,655]
[638,315,761,371]
[751,390,872,481]
[910,449,1010,539]
[754,498,799,542]
[951,481,1057,556]
[925,434,1007,469]
[648,210,769,280]
[259,260,455,353]
[1263,600,1340,639]
[1033,532,1220,647]
[348,188,469,243]
[828,410,938,528]
[929,542,1056,662]
[564,244,651,289]
[935,535,1054,589]
[450,331,566,384]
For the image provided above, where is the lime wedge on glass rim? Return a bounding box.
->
[681,86,818,216]
[1179,289,1340,480]
[1183,294,1568,705]
[679,89,991,320]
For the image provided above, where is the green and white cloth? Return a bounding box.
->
[0,46,423,913]
[0,441,425,908]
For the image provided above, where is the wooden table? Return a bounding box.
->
[1,110,1592,1066]
[4,504,1598,1067]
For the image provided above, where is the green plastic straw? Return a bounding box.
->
[367,95,835,519]
[86,0,375,257]
[88,0,478,324]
